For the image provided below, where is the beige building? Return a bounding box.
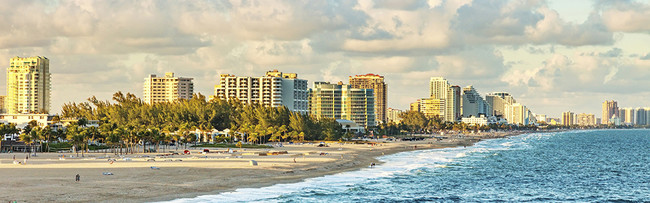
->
[5,56,51,114]
[310,81,375,128]
[213,70,309,114]
[429,77,460,122]
[143,72,194,104]
[561,111,575,126]
[485,92,516,117]
[349,74,387,124]
[577,113,596,126]
[619,108,635,125]
[386,108,403,124]
[505,103,534,125]
[602,100,618,125]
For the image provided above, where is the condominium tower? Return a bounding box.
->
[602,100,619,125]
[429,77,460,122]
[461,85,491,118]
[5,56,51,113]
[349,74,387,124]
[214,70,309,114]
[309,81,375,128]
[143,72,194,104]
[561,111,575,126]
[577,113,596,126]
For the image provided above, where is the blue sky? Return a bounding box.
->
[1,0,650,118]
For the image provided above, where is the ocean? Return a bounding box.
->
[165,129,650,202]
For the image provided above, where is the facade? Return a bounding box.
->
[634,108,650,125]
[577,113,596,126]
[419,98,445,118]
[309,82,376,128]
[535,114,547,124]
[461,115,500,126]
[410,100,421,112]
[6,56,51,114]
[461,85,491,118]
[429,77,460,122]
[0,96,4,113]
[143,72,194,104]
[0,113,48,128]
[561,111,575,126]
[619,108,635,125]
[386,108,403,124]
[214,70,309,114]
[485,92,516,117]
[505,103,533,125]
[349,74,387,124]
[602,100,619,125]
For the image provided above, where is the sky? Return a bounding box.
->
[1,0,650,118]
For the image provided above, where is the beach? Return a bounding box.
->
[0,132,518,202]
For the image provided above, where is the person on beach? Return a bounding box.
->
[293,158,296,163]
[75,174,80,182]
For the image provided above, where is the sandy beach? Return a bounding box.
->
[0,132,520,202]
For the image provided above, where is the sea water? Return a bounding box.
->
[165,129,650,202]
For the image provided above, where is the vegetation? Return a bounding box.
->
[52,91,345,155]
[393,111,539,135]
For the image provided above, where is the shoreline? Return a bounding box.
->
[0,131,529,202]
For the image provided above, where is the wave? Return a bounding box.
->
[160,132,553,203]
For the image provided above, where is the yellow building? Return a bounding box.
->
[0,96,5,113]
[410,100,421,112]
[349,74,387,124]
[6,56,51,114]
[143,72,194,104]
[310,81,376,128]
[420,98,445,118]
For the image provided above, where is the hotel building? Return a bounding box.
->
[309,81,375,128]
[349,74,387,124]
[143,72,194,104]
[213,70,309,114]
[561,111,575,126]
[5,56,51,114]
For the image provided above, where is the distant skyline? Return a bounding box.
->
[1,0,649,117]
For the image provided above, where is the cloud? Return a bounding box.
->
[599,0,650,32]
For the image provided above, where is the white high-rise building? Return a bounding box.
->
[143,72,194,104]
[214,70,309,114]
[461,85,491,118]
[6,56,51,114]
[429,77,460,122]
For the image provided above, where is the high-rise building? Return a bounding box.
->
[602,100,618,125]
[310,81,375,128]
[561,112,575,126]
[349,74,387,124]
[505,103,532,125]
[635,108,650,125]
[143,72,193,104]
[485,92,516,117]
[429,77,460,122]
[214,70,309,114]
[461,85,491,118]
[386,108,403,124]
[6,56,51,114]
[619,108,635,125]
[577,113,596,126]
